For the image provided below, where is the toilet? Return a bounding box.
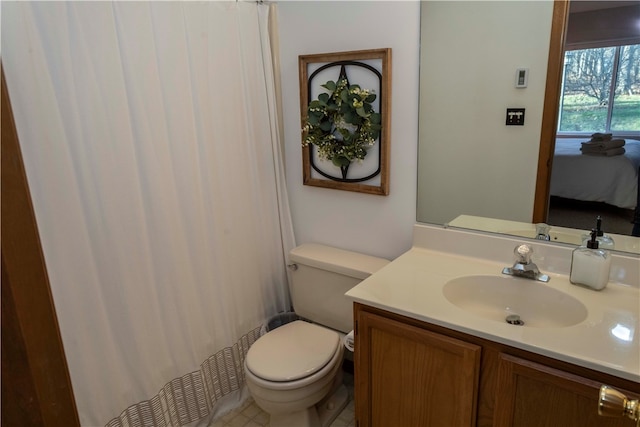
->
[244,243,389,427]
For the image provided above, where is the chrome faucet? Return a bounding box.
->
[502,244,550,282]
[535,223,551,241]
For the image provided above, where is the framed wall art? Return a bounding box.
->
[299,48,391,195]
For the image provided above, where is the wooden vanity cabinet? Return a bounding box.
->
[355,306,481,426]
[353,303,640,427]
[494,354,635,427]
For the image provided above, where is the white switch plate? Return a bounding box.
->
[515,68,529,88]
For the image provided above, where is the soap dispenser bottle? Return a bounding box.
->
[571,229,611,291]
[582,216,615,249]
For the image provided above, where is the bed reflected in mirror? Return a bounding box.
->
[543,2,640,238]
[547,139,640,236]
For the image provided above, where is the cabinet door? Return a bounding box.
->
[355,309,481,427]
[494,353,638,427]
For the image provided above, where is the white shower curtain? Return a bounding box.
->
[2,1,295,425]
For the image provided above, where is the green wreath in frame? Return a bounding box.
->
[302,78,381,179]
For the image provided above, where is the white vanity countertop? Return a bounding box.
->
[345,224,640,382]
[448,214,640,254]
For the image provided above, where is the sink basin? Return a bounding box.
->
[443,275,588,328]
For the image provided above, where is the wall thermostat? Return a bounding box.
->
[515,68,529,88]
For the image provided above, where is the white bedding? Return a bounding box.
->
[550,138,640,209]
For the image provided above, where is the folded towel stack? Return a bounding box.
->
[590,132,613,141]
[580,133,626,156]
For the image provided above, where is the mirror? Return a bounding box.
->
[417,1,640,255]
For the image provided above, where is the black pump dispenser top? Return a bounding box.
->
[587,229,599,249]
[596,216,604,237]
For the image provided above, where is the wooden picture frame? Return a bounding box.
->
[299,48,391,195]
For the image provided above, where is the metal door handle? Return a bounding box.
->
[598,385,639,426]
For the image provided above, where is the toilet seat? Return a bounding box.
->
[246,320,340,382]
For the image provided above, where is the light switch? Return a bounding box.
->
[506,108,525,126]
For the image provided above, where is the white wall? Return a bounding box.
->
[278,1,421,260]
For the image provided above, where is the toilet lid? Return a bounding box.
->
[246,320,340,382]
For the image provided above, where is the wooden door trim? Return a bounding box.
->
[533,0,570,223]
[1,63,80,426]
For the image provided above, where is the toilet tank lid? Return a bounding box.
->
[289,243,389,280]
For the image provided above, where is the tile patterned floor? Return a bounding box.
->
[209,370,355,427]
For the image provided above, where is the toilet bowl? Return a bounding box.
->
[243,244,389,427]
[244,320,347,427]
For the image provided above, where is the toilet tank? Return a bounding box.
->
[289,244,389,333]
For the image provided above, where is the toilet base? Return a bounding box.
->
[269,384,349,427]
[317,383,349,427]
